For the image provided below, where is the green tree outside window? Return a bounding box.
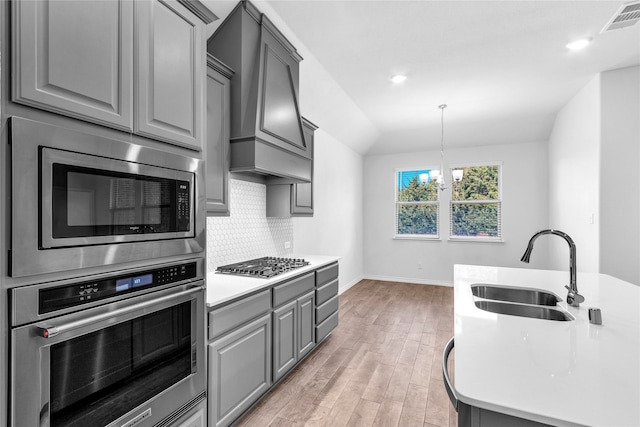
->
[450,165,501,238]
[396,170,439,237]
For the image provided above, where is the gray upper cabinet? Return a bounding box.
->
[206,55,233,215]
[290,118,318,215]
[135,0,206,150]
[12,0,213,151]
[266,117,317,217]
[12,0,134,130]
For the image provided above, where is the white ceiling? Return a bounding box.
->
[206,1,640,155]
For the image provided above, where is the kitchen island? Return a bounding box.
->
[452,265,640,427]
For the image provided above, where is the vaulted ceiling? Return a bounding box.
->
[206,1,640,155]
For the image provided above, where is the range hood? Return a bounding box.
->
[207,1,311,183]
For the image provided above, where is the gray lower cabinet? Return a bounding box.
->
[315,263,339,343]
[208,314,272,427]
[273,299,298,381]
[457,405,553,427]
[298,290,315,359]
[273,289,315,381]
[207,263,338,426]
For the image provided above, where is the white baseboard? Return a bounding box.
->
[362,274,453,287]
[338,275,364,295]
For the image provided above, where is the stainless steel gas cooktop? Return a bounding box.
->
[215,257,310,278]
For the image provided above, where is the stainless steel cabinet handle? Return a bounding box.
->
[36,285,204,338]
[442,336,458,411]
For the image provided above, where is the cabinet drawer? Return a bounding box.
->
[316,310,338,343]
[316,263,338,286]
[316,294,338,325]
[316,278,338,306]
[208,289,271,340]
[273,272,315,307]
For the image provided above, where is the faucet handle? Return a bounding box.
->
[564,285,585,307]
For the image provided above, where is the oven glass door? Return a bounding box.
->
[11,285,204,427]
[41,147,195,248]
[50,301,191,426]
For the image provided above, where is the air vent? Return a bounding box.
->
[601,1,640,32]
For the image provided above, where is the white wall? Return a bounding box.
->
[599,66,640,285]
[547,66,640,285]
[293,130,364,292]
[363,141,549,285]
[547,75,601,274]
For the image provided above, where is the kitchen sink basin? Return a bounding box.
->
[471,284,561,306]
[474,300,574,321]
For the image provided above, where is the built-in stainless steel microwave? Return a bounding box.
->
[10,117,205,277]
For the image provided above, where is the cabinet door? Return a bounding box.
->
[12,0,133,129]
[291,118,316,216]
[273,299,297,381]
[135,0,204,150]
[206,62,230,215]
[297,290,315,360]
[209,314,271,427]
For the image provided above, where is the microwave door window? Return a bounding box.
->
[51,164,189,240]
[66,172,115,228]
[110,177,140,229]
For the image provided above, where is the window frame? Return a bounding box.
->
[394,167,441,240]
[448,162,503,243]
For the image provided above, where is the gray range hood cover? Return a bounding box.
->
[208,1,311,183]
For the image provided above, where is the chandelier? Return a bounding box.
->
[420,104,463,191]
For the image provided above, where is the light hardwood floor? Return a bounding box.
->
[235,279,458,427]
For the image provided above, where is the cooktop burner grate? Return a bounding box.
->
[215,257,309,278]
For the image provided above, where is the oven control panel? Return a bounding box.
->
[39,262,197,314]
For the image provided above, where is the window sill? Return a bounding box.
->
[448,236,504,243]
[394,235,440,241]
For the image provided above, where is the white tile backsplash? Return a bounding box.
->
[206,179,293,272]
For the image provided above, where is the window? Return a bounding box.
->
[395,169,439,238]
[450,164,501,240]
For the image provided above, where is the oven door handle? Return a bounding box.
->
[36,285,204,339]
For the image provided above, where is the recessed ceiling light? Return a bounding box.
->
[391,74,407,84]
[566,38,592,50]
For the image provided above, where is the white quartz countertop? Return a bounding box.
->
[206,255,340,308]
[454,265,640,427]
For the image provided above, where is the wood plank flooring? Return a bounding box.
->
[235,279,457,427]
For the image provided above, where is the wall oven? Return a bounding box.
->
[9,116,205,277]
[9,259,206,427]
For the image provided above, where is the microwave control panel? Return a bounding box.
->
[39,262,197,314]
[176,181,191,232]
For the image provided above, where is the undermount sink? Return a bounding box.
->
[471,284,561,306]
[474,300,574,321]
[471,284,573,321]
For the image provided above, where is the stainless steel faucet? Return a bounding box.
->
[520,229,585,307]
